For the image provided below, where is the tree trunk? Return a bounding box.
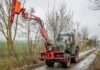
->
[7,38,14,66]
[7,24,14,69]
[27,23,32,58]
[54,32,57,43]
[28,40,32,58]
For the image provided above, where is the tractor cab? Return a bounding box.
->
[58,33,75,44]
[58,33,77,55]
[48,33,75,52]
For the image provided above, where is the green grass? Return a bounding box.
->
[0,41,28,57]
[0,41,45,70]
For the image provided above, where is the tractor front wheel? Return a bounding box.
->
[46,60,54,67]
[62,53,71,67]
[62,57,71,67]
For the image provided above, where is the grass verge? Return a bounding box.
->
[88,49,100,70]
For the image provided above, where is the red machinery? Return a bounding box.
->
[11,0,79,67]
[11,0,51,53]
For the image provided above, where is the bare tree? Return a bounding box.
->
[0,0,20,68]
[92,36,98,47]
[19,20,40,57]
[81,26,89,40]
[89,0,100,28]
[89,0,100,10]
[46,3,74,43]
[75,21,80,43]
[18,8,41,59]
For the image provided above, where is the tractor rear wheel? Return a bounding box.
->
[46,60,54,67]
[72,54,78,63]
[72,46,79,63]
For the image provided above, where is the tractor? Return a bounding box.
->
[40,33,79,67]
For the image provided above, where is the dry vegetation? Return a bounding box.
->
[89,50,100,70]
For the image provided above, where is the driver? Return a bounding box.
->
[64,38,72,54]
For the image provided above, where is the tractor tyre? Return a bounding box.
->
[72,46,79,63]
[62,53,71,68]
[46,60,54,67]
[72,54,79,63]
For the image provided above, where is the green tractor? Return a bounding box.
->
[58,33,79,63]
[40,33,79,67]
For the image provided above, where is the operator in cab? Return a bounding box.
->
[64,34,75,55]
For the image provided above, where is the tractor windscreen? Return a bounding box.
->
[58,34,70,43]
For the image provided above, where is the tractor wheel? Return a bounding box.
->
[62,53,71,68]
[66,57,71,67]
[72,46,79,63]
[46,60,54,67]
[72,54,79,63]
[62,57,71,68]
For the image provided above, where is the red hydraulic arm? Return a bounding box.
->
[10,0,50,51]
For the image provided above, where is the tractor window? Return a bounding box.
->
[49,44,63,51]
[59,34,70,43]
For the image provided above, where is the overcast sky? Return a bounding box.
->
[0,0,100,40]
[23,0,100,38]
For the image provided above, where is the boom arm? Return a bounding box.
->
[10,0,50,52]
[20,8,48,41]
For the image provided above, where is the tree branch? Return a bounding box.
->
[0,22,8,40]
[13,15,18,42]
